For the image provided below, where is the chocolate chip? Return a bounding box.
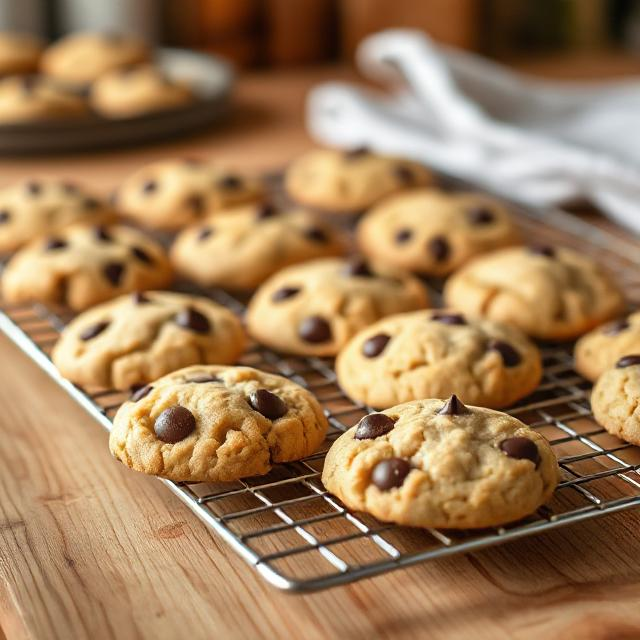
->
[62,182,78,194]
[603,318,630,336]
[616,354,640,369]
[217,174,243,189]
[79,320,109,341]
[362,333,391,358]
[256,203,276,220]
[103,262,125,286]
[0,209,10,224]
[84,197,100,211]
[130,384,152,402]
[500,437,540,465]
[438,394,469,415]
[25,181,41,196]
[248,388,288,420]
[431,312,466,326]
[198,226,213,241]
[186,194,205,215]
[131,246,153,265]
[343,257,372,277]
[529,245,555,258]
[272,286,300,302]
[488,339,521,367]
[371,458,411,490]
[94,225,112,242]
[132,291,149,304]
[344,146,369,159]
[21,76,37,93]
[154,405,196,443]
[175,307,210,333]
[141,180,157,194]
[395,228,412,244]
[187,375,220,384]
[355,413,396,439]
[298,316,332,343]
[393,165,414,183]
[45,237,67,251]
[467,206,495,225]
[428,235,450,262]
[304,227,328,243]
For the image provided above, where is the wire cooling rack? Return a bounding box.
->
[2,196,640,593]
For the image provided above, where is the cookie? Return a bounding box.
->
[336,309,541,409]
[443,246,625,341]
[90,64,194,119]
[2,223,172,311]
[322,397,559,529]
[41,31,150,86]
[246,257,430,356]
[0,32,43,76]
[591,355,640,446]
[109,365,328,482]
[0,75,87,124]
[0,178,114,253]
[170,203,346,290]
[52,291,245,390]
[284,147,434,214]
[574,312,640,382]
[356,188,520,277]
[115,159,264,231]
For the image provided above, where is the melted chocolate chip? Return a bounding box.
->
[371,458,411,490]
[428,235,450,262]
[84,197,100,211]
[25,181,41,196]
[198,226,213,241]
[80,321,109,341]
[217,175,243,190]
[272,286,300,302]
[62,182,78,194]
[0,209,10,224]
[529,245,555,258]
[343,257,372,277]
[467,206,495,225]
[616,354,640,369]
[431,312,466,326]
[130,385,153,402]
[362,333,391,358]
[248,388,288,420]
[186,194,205,216]
[103,262,125,286]
[188,375,220,384]
[131,246,153,265]
[344,146,369,159]
[395,228,413,244]
[500,437,540,465]
[393,165,414,183]
[355,413,396,439]
[154,405,196,443]
[94,225,112,242]
[488,340,521,367]
[256,203,276,220]
[305,227,328,243]
[175,307,210,333]
[45,237,67,251]
[298,316,332,343]
[132,291,149,304]
[603,318,630,336]
[438,394,469,415]
[141,180,157,194]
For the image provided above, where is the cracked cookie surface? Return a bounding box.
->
[109,365,329,482]
[322,397,559,529]
[52,291,245,390]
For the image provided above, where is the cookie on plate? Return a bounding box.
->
[591,355,640,445]
[0,75,87,124]
[285,147,433,214]
[52,291,245,390]
[171,203,346,290]
[2,223,172,311]
[246,257,430,356]
[0,178,114,253]
[443,245,625,341]
[574,312,640,382]
[0,32,43,76]
[41,31,150,86]
[109,365,328,482]
[336,309,541,409]
[322,397,559,529]
[357,188,520,277]
[90,64,194,119]
[115,159,264,230]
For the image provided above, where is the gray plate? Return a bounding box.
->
[0,47,234,155]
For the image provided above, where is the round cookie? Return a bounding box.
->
[574,312,640,382]
[170,203,346,290]
[90,64,194,119]
[0,178,114,253]
[115,159,264,230]
[0,75,87,124]
[2,223,172,311]
[246,257,430,357]
[336,310,541,409]
[52,291,246,390]
[322,397,559,529]
[284,147,433,214]
[443,245,625,341]
[591,355,640,446]
[109,365,329,483]
[0,32,43,76]
[357,188,520,277]
[41,31,150,86]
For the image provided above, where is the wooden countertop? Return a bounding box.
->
[1,63,640,640]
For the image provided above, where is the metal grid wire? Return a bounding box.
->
[2,197,640,593]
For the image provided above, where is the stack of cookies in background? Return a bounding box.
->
[1,145,635,531]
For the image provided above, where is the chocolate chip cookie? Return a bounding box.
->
[109,365,328,482]
[115,159,264,230]
[0,32,43,76]
[357,188,520,277]
[591,355,640,445]
[246,257,430,356]
[285,147,433,214]
[170,203,346,290]
[0,178,114,253]
[53,291,245,390]
[443,246,625,341]
[2,223,172,311]
[336,310,541,409]
[322,397,559,529]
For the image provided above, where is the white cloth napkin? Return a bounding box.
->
[307,29,640,232]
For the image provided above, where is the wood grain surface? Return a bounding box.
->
[1,63,640,640]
